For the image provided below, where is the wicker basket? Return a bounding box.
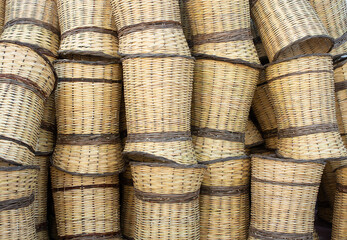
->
[0,0,5,34]
[199,156,250,240]
[111,0,190,56]
[0,41,55,166]
[186,0,259,64]
[309,0,347,60]
[179,0,192,48]
[251,0,333,62]
[249,155,325,239]
[122,54,196,165]
[0,165,39,240]
[192,57,261,162]
[266,54,347,160]
[53,59,123,175]
[51,166,122,239]
[251,21,269,65]
[130,161,205,240]
[331,165,347,240]
[2,0,60,58]
[57,0,119,58]
[245,119,264,149]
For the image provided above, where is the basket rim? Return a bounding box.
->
[54,58,120,65]
[0,165,39,171]
[58,50,119,60]
[50,162,124,176]
[200,155,250,165]
[251,154,326,164]
[130,161,206,169]
[266,53,332,67]
[120,53,194,61]
[123,151,196,165]
[334,58,347,69]
[334,164,347,172]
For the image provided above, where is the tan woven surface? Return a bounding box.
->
[192,58,260,162]
[0,0,5,34]
[53,59,123,175]
[251,21,268,65]
[251,0,333,62]
[250,155,324,239]
[245,119,264,149]
[335,59,347,148]
[57,0,119,58]
[131,162,205,240]
[267,54,347,160]
[0,165,38,240]
[122,55,196,165]
[51,166,121,239]
[0,42,55,166]
[179,0,192,48]
[186,0,259,63]
[2,0,60,57]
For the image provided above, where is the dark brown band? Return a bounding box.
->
[252,176,320,187]
[118,21,181,38]
[0,135,35,154]
[127,131,191,143]
[337,183,347,193]
[59,231,121,239]
[0,74,48,100]
[0,193,35,211]
[191,126,245,142]
[335,80,347,92]
[40,121,55,133]
[267,70,333,83]
[36,222,48,232]
[200,185,249,196]
[278,123,338,138]
[61,27,118,39]
[334,58,347,70]
[249,227,314,240]
[52,183,119,193]
[333,31,347,49]
[193,28,252,45]
[134,189,199,203]
[57,134,120,145]
[200,155,249,165]
[262,128,278,138]
[4,18,60,35]
[121,53,194,60]
[58,78,122,84]
[35,151,53,156]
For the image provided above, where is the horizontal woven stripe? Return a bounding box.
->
[252,177,320,187]
[278,123,338,138]
[249,227,314,240]
[57,134,120,145]
[191,126,245,142]
[267,70,333,83]
[0,135,35,154]
[59,231,121,239]
[52,183,119,193]
[4,18,60,35]
[0,193,34,211]
[262,128,278,138]
[118,20,181,37]
[127,131,191,143]
[337,183,347,193]
[333,31,347,49]
[40,121,55,133]
[58,78,122,84]
[200,185,249,196]
[335,80,347,92]
[61,26,118,39]
[193,28,252,45]
[134,189,199,203]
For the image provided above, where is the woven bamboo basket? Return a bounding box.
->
[0,165,38,240]
[57,0,119,58]
[0,0,5,34]
[179,0,192,48]
[122,54,196,165]
[120,93,127,149]
[2,0,60,58]
[186,0,259,64]
[309,0,347,60]
[0,41,55,166]
[53,59,123,175]
[199,156,250,240]
[331,165,347,240]
[245,119,264,149]
[130,161,205,240]
[252,71,278,150]
[120,166,135,240]
[192,58,261,162]
[249,155,325,240]
[266,54,347,160]
[251,0,333,62]
[336,99,347,148]
[111,0,190,56]
[51,166,122,239]
[251,21,269,65]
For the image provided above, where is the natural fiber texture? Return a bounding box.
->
[2,0,60,57]
[122,55,196,165]
[130,162,205,240]
[309,0,347,59]
[251,0,333,62]
[249,155,325,239]
[245,119,264,149]
[51,166,121,239]
[332,165,347,240]
[251,21,269,65]
[57,0,119,58]
[267,54,347,160]
[0,41,55,166]
[53,59,123,175]
[0,165,38,240]
[179,0,192,48]
[200,157,250,239]
[186,0,259,63]
[0,0,5,34]
[252,70,278,150]
[111,0,190,56]
[192,58,260,162]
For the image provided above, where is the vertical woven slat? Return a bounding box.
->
[0,0,5,34]
[245,119,264,149]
